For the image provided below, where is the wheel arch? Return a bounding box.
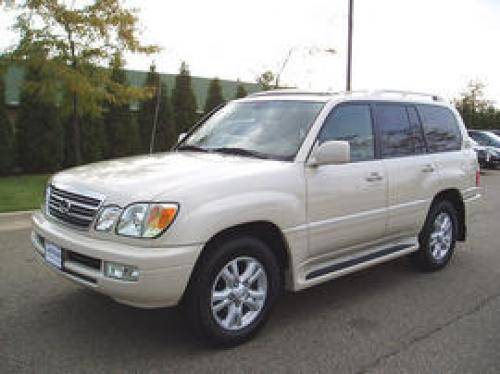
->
[182,220,291,302]
[431,188,466,241]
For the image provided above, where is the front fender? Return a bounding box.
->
[169,191,305,245]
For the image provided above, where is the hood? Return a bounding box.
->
[51,151,289,205]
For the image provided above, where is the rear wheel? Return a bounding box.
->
[185,236,281,346]
[411,200,458,271]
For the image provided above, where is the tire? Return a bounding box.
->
[184,235,282,346]
[411,200,458,271]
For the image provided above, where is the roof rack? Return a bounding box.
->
[248,88,445,102]
[371,90,444,102]
[249,89,335,97]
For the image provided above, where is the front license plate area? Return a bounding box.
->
[45,242,63,269]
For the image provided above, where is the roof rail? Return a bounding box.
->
[371,90,444,102]
[248,88,372,97]
[249,89,334,97]
[248,88,445,102]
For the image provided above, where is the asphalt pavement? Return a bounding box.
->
[1,171,500,373]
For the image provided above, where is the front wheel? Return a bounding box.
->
[411,200,458,271]
[185,236,281,346]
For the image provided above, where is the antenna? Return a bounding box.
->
[149,80,162,154]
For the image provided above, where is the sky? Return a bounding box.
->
[1,0,499,105]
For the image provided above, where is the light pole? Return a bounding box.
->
[346,0,354,91]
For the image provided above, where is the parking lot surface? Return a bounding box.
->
[1,171,500,373]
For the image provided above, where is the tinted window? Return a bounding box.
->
[475,131,500,148]
[375,104,413,158]
[417,105,462,152]
[407,106,427,154]
[485,132,500,147]
[318,104,374,162]
[468,131,489,145]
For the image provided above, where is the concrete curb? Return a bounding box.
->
[0,210,37,218]
[0,210,35,232]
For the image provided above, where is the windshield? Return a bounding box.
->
[179,100,325,160]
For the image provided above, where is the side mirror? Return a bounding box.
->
[178,133,187,143]
[309,140,350,166]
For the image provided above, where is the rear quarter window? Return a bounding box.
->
[417,105,462,152]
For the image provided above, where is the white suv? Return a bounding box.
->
[32,89,481,345]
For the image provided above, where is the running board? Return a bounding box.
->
[305,243,417,280]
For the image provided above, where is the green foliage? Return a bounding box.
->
[0,75,16,174]
[138,63,160,152]
[138,63,177,153]
[256,71,275,91]
[80,114,106,164]
[4,0,159,165]
[454,81,500,129]
[204,77,225,113]
[153,82,176,152]
[172,62,198,133]
[16,65,64,173]
[103,53,141,158]
[235,82,248,99]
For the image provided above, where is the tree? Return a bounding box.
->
[153,82,176,152]
[454,80,497,129]
[16,64,64,173]
[256,71,275,91]
[235,82,248,99]
[4,0,159,165]
[138,63,177,153]
[0,74,16,174]
[80,113,106,163]
[204,77,224,113]
[138,63,160,152]
[172,62,198,134]
[104,53,141,158]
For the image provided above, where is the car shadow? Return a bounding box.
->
[14,256,421,353]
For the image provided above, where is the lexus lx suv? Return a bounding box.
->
[32,89,481,346]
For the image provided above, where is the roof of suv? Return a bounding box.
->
[245,89,447,106]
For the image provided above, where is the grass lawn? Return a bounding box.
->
[0,175,49,213]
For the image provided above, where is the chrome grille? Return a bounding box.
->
[47,185,103,229]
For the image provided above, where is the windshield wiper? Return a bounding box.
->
[210,147,272,159]
[177,144,209,153]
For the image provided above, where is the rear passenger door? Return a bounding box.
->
[374,103,441,238]
[417,104,469,193]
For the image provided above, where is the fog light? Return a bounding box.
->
[104,262,139,281]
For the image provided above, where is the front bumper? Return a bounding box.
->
[31,211,203,308]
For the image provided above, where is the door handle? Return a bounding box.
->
[421,164,435,173]
[365,172,383,182]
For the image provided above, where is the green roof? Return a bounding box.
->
[1,65,260,110]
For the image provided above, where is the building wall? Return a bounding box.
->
[1,65,260,111]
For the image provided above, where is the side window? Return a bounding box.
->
[374,104,413,158]
[407,106,427,154]
[318,104,374,162]
[417,105,462,152]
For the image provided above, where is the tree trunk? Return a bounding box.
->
[72,92,82,165]
[69,36,82,165]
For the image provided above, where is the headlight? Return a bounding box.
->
[95,206,122,232]
[116,203,178,238]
